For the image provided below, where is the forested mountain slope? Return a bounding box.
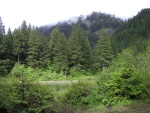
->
[39,12,124,47]
[113,8,150,53]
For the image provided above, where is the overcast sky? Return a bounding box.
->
[0,0,150,31]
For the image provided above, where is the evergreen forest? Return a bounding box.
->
[0,8,150,113]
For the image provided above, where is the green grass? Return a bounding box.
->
[84,103,150,113]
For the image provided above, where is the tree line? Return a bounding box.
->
[1,8,150,76]
[0,19,114,76]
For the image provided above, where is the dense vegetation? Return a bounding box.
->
[0,9,150,112]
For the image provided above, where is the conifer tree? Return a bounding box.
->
[12,21,30,64]
[2,28,13,59]
[0,17,5,35]
[68,24,91,70]
[12,28,22,64]
[0,17,5,59]
[1,28,14,73]
[0,27,4,76]
[49,27,68,73]
[94,27,114,70]
[26,26,49,68]
[0,19,12,76]
[20,20,29,63]
[53,33,68,74]
[39,37,50,68]
[49,27,61,61]
[26,28,41,68]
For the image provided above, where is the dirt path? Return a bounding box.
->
[39,80,78,85]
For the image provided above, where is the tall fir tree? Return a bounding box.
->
[0,25,4,76]
[0,32,5,76]
[0,18,10,76]
[94,27,114,70]
[68,24,91,70]
[12,20,30,64]
[20,20,29,63]
[26,28,41,68]
[53,33,68,74]
[2,28,13,59]
[39,36,50,68]
[12,28,22,64]
[27,27,50,68]
[49,27,60,60]
[0,17,5,59]
[49,27,68,73]
[0,17,5,35]
[1,28,14,74]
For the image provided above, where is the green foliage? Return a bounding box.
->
[10,64,27,78]
[97,48,150,106]
[1,8,150,112]
[49,27,68,74]
[26,28,50,68]
[12,20,29,64]
[113,8,150,53]
[62,81,98,107]
[0,28,15,76]
[26,29,41,68]
[94,28,114,70]
[68,24,92,70]
[0,78,55,113]
[135,45,150,99]
[0,17,5,35]
[86,12,124,32]
[1,76,91,113]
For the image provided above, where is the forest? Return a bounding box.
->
[0,8,150,113]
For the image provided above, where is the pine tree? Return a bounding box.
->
[12,21,30,64]
[12,28,22,64]
[0,17,7,76]
[53,33,68,74]
[0,17,5,59]
[49,27,61,61]
[0,27,4,76]
[49,27,68,73]
[1,28,14,74]
[0,31,3,56]
[27,27,50,68]
[2,28,13,59]
[39,37,50,68]
[0,17,5,35]
[20,20,29,63]
[26,28,41,68]
[94,27,114,70]
[68,24,91,70]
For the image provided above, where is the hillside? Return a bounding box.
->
[39,12,124,47]
[113,8,150,53]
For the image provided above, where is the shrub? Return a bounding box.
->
[96,48,148,106]
[10,64,27,78]
[0,78,56,113]
[0,65,55,113]
[61,81,98,107]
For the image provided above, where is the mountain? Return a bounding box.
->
[39,11,125,47]
[113,8,150,53]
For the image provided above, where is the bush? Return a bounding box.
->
[61,81,98,107]
[0,78,56,113]
[10,64,27,78]
[0,65,55,113]
[96,48,149,106]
